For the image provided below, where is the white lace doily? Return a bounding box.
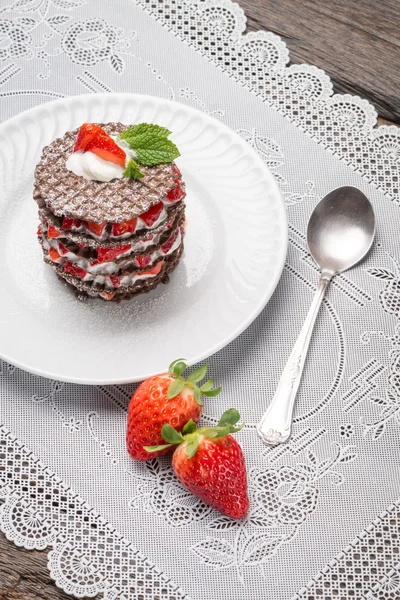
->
[0,0,400,598]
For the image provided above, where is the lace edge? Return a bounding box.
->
[133,0,400,200]
[0,424,189,600]
[291,499,400,599]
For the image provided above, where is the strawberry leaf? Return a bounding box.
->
[202,386,221,397]
[185,435,199,458]
[193,385,202,406]
[167,378,185,399]
[161,424,184,444]
[212,424,244,438]
[183,419,197,435]
[188,364,208,383]
[200,378,214,392]
[217,409,240,427]
[168,358,187,377]
[143,443,173,453]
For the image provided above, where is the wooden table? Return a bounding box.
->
[0,1,398,598]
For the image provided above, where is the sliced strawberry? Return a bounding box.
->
[37,225,42,236]
[74,123,105,152]
[139,260,164,276]
[76,242,86,249]
[99,291,115,301]
[86,221,107,237]
[85,132,126,167]
[47,225,62,239]
[161,228,179,255]
[57,242,69,256]
[111,219,137,237]
[139,202,164,227]
[64,261,87,280]
[109,275,122,288]
[135,254,152,269]
[167,180,185,202]
[62,217,82,231]
[49,248,61,262]
[172,164,182,178]
[97,244,132,263]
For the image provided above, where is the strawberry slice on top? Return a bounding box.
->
[74,123,127,167]
[85,131,126,167]
[74,123,104,152]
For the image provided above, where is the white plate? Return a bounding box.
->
[0,93,287,384]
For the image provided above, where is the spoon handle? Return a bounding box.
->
[257,275,331,446]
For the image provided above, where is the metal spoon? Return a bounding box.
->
[257,186,376,446]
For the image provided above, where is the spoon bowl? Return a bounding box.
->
[307,186,376,277]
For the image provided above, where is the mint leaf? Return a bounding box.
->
[120,123,171,140]
[128,134,180,166]
[167,378,185,399]
[161,424,184,444]
[123,158,145,179]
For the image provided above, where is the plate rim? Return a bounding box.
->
[0,92,288,384]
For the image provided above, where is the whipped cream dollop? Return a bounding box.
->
[65,138,135,183]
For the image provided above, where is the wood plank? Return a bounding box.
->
[0,532,76,600]
[241,0,400,123]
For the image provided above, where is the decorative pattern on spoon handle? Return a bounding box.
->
[258,276,330,445]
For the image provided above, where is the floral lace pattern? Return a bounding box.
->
[136,0,400,199]
[0,0,400,598]
[294,501,400,600]
[0,426,186,600]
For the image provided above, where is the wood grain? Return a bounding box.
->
[241,0,400,123]
[0,533,77,600]
[0,1,398,599]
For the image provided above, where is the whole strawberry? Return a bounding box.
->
[145,409,249,519]
[126,359,221,461]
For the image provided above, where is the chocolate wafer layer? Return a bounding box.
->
[34,122,180,223]
[38,201,185,249]
[50,243,184,302]
[40,211,185,267]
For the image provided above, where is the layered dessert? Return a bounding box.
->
[34,122,185,301]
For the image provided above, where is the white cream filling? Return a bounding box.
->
[44,229,182,284]
[66,151,125,182]
[65,137,135,183]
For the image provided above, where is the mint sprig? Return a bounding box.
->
[120,123,171,139]
[119,123,180,167]
[123,158,145,179]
